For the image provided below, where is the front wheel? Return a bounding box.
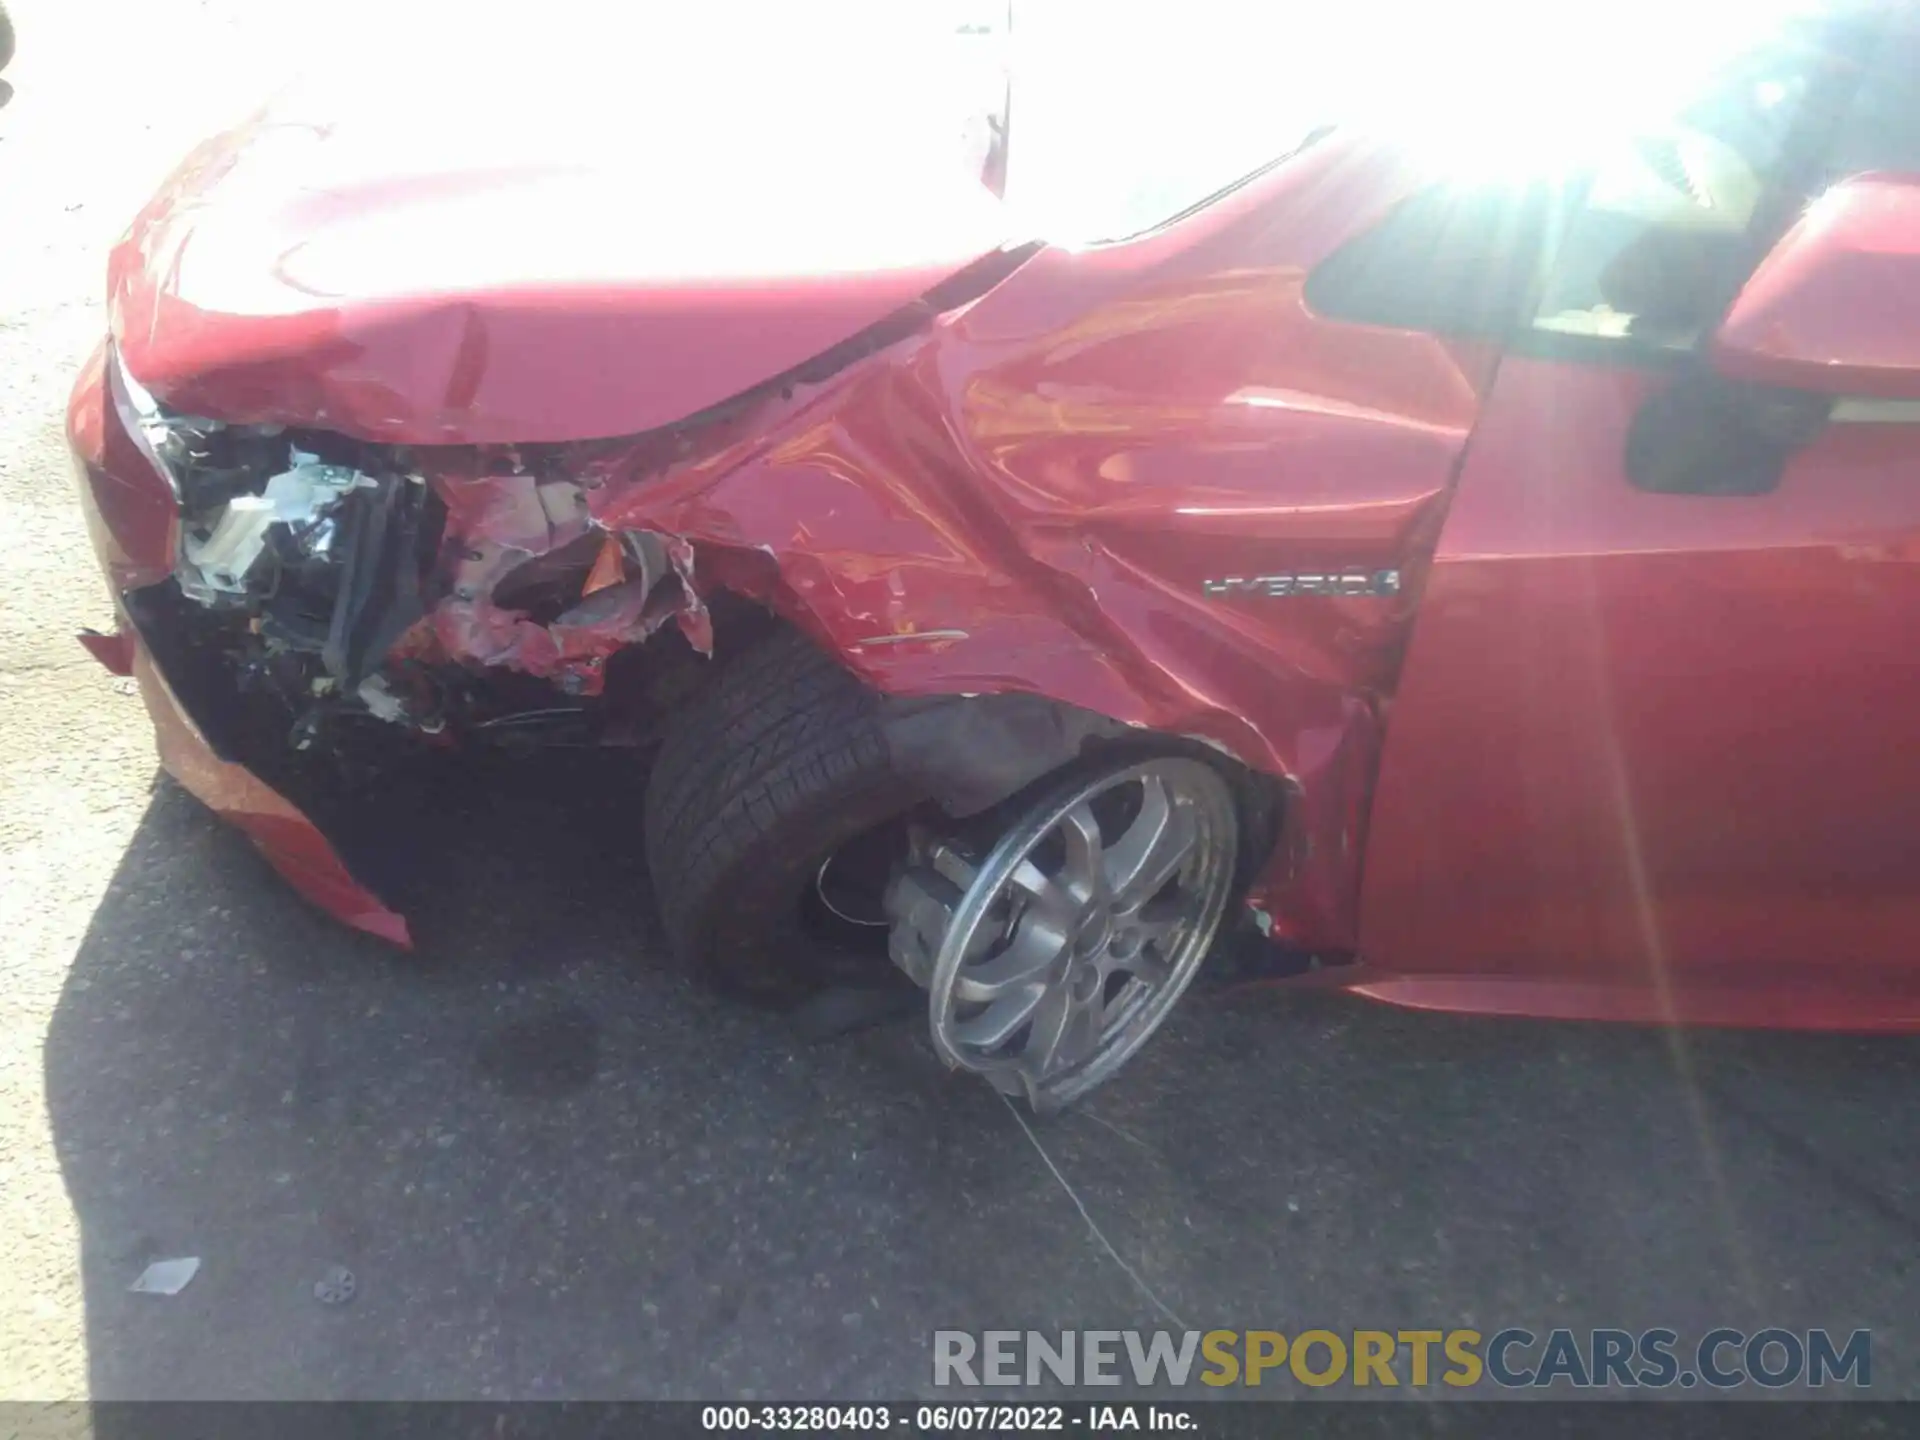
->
[643,629,927,1006]
[888,755,1240,1110]
[644,627,1247,1109]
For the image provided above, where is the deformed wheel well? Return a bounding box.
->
[640,611,1292,1010]
[667,613,1290,899]
[1072,732,1288,902]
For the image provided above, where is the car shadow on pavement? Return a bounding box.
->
[43,758,1920,1400]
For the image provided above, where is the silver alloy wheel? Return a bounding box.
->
[908,757,1238,1111]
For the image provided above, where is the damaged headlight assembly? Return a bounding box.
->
[110,343,437,738]
[106,341,182,500]
[177,449,379,601]
[112,345,378,603]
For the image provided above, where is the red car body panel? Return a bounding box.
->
[69,72,1920,1034]
[67,345,177,593]
[1712,172,1920,400]
[422,135,1487,949]
[108,100,1011,444]
[1360,356,1920,1023]
[134,641,413,949]
[69,346,412,946]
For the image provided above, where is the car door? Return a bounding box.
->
[1358,15,1920,1023]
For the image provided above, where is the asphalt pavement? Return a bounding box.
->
[2,0,1918,1406]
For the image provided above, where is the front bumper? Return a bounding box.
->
[67,341,411,946]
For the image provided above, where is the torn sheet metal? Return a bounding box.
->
[423,574,660,697]
[399,460,711,695]
[539,140,1488,950]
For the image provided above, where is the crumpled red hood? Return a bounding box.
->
[109,64,1011,444]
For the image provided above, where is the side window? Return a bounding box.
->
[1820,29,1920,178]
[1304,182,1551,339]
[1307,17,1914,356]
[1526,19,1905,355]
[1527,134,1775,350]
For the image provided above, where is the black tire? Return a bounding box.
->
[643,628,927,1006]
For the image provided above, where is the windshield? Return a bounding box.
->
[995,0,1324,244]
[993,0,1836,246]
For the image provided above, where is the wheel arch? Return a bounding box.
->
[671,597,1291,906]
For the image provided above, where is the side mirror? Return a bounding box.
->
[1625,372,1830,496]
[1627,174,1920,496]
[1711,173,1920,399]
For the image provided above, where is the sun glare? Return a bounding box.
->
[1331,0,1806,181]
[1006,0,1811,238]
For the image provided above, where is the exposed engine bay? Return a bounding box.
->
[109,249,1064,767]
[171,429,442,741]
[133,392,718,763]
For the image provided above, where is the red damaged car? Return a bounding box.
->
[68,6,1920,1107]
